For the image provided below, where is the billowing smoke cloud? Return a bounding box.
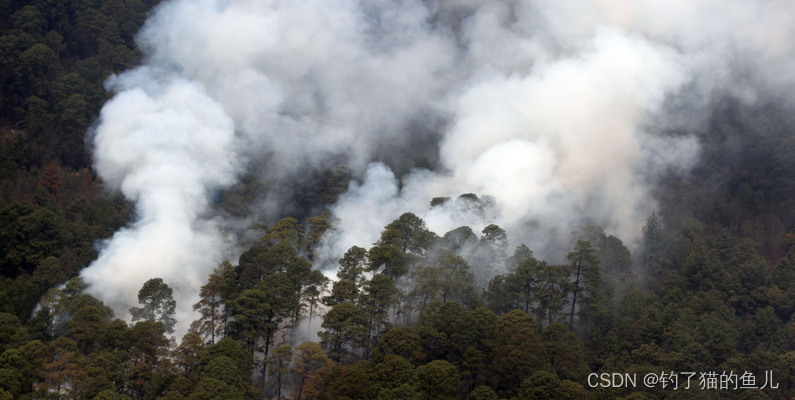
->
[83,71,239,331]
[81,0,795,332]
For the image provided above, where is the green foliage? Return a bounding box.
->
[266,344,292,399]
[416,302,496,367]
[360,274,398,340]
[188,377,243,400]
[371,327,425,365]
[435,253,475,303]
[0,314,20,353]
[540,323,588,381]
[439,226,478,255]
[467,385,498,400]
[173,332,204,380]
[413,360,460,400]
[519,370,586,400]
[304,213,332,260]
[197,338,253,378]
[318,362,374,400]
[192,265,228,344]
[228,285,281,354]
[129,278,177,334]
[261,217,302,248]
[0,201,62,276]
[292,341,333,400]
[319,302,369,362]
[430,196,450,207]
[323,279,359,308]
[337,246,367,283]
[368,245,408,279]
[371,355,415,395]
[378,213,435,256]
[94,390,132,400]
[488,310,542,396]
[567,240,603,330]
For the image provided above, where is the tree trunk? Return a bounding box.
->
[297,376,305,400]
[569,262,581,329]
[262,328,273,396]
[307,302,315,337]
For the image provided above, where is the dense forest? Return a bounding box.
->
[2,1,795,400]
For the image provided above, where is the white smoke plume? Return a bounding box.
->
[81,0,795,332]
[83,71,239,332]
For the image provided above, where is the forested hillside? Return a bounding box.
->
[1,1,794,400]
[0,0,163,319]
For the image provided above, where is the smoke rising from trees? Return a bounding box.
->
[80,0,795,333]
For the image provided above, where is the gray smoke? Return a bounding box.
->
[81,0,795,333]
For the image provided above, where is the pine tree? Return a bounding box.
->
[129,278,177,334]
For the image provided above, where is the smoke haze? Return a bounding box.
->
[80,0,795,333]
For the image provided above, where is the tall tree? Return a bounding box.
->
[261,217,302,249]
[379,213,435,256]
[360,274,398,351]
[484,274,515,315]
[507,244,534,271]
[192,264,229,344]
[303,213,332,261]
[292,341,333,400]
[228,274,296,392]
[488,310,542,397]
[436,253,475,304]
[336,246,367,285]
[302,269,329,338]
[319,302,369,362]
[440,226,478,255]
[567,241,600,330]
[534,264,571,326]
[323,279,359,308]
[129,278,177,334]
[411,265,442,311]
[471,224,509,285]
[266,345,293,400]
[512,258,543,314]
[641,213,664,273]
[173,332,204,381]
[413,360,460,400]
[540,323,588,381]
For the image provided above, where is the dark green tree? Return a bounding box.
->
[360,274,398,350]
[319,302,369,362]
[414,360,460,400]
[534,264,571,326]
[371,327,425,365]
[261,217,302,249]
[0,202,62,276]
[518,370,586,400]
[304,213,332,260]
[292,341,333,400]
[266,345,293,400]
[436,253,475,304]
[129,278,177,334]
[488,310,542,396]
[302,269,329,337]
[173,332,204,381]
[370,355,415,397]
[228,275,295,390]
[192,264,229,344]
[540,323,588,381]
[323,279,359,308]
[567,240,601,330]
[379,213,435,256]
